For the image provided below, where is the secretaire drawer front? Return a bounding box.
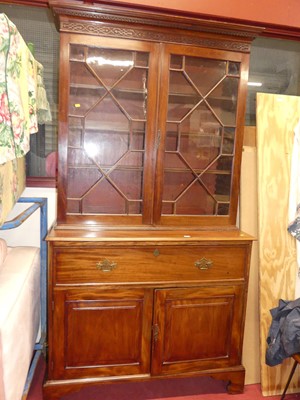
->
[53,244,248,285]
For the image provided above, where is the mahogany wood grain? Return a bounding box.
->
[151,285,244,375]
[52,243,249,284]
[49,288,153,380]
[46,227,254,242]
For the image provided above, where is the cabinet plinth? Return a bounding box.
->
[44,1,259,398]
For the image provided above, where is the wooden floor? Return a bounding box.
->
[27,357,300,400]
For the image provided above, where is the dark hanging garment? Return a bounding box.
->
[266,298,300,366]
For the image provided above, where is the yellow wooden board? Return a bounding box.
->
[240,145,260,385]
[243,126,257,147]
[256,93,299,396]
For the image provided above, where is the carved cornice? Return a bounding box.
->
[60,20,251,52]
[49,0,263,51]
[54,7,258,40]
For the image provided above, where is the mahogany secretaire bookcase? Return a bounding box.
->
[43,2,259,398]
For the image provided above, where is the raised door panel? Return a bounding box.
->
[151,285,245,375]
[50,288,153,379]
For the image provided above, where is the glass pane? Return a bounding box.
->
[162,53,239,216]
[165,123,179,151]
[86,47,134,88]
[168,71,201,122]
[110,169,143,201]
[82,179,127,214]
[128,202,142,214]
[70,61,100,86]
[68,148,93,167]
[84,130,129,167]
[185,57,226,96]
[166,182,216,215]
[170,55,183,70]
[161,202,174,214]
[223,128,235,154]
[86,93,129,128]
[178,103,222,170]
[135,52,149,68]
[70,45,85,61]
[117,152,144,169]
[69,87,105,116]
[207,77,239,126]
[204,156,233,199]
[246,37,300,125]
[131,122,146,150]
[217,203,230,215]
[163,155,195,201]
[68,118,83,147]
[112,68,148,120]
[69,61,106,116]
[67,199,81,214]
[67,168,102,199]
[228,62,240,76]
[67,167,116,215]
[66,46,149,216]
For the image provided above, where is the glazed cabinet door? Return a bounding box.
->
[151,285,245,375]
[49,288,153,379]
[57,32,250,229]
[57,34,159,226]
[154,44,249,227]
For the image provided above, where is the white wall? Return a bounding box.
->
[0,187,57,247]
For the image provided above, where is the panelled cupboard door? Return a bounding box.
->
[50,288,153,379]
[151,285,244,375]
[57,33,249,228]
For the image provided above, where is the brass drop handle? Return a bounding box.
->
[194,257,213,270]
[96,258,117,272]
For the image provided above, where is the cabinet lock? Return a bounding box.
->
[96,259,117,272]
[194,257,213,270]
[153,249,160,257]
[152,324,159,343]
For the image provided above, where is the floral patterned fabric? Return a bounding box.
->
[0,14,51,226]
[0,156,25,227]
[0,13,51,165]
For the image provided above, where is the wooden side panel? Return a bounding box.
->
[256,93,299,396]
